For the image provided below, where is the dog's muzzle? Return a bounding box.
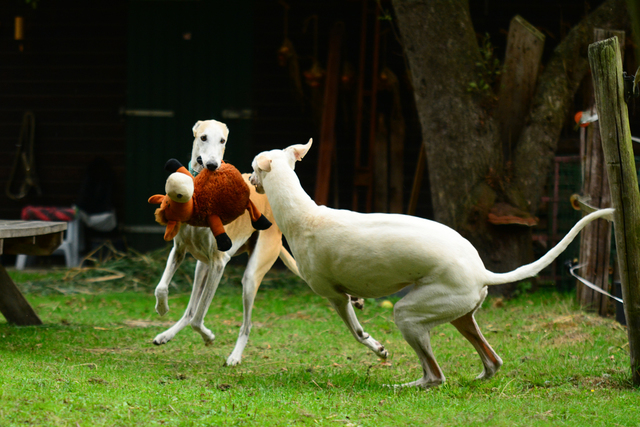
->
[250,173,265,194]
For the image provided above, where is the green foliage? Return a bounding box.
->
[1,261,637,426]
[467,33,502,94]
[511,280,533,299]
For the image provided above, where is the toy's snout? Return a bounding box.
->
[166,172,194,203]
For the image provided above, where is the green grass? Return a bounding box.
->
[1,250,639,426]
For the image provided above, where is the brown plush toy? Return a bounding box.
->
[148,159,271,251]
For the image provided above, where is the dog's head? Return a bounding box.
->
[190,120,229,174]
[250,139,313,194]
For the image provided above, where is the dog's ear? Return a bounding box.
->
[192,121,203,137]
[217,121,229,141]
[287,138,313,162]
[256,155,272,172]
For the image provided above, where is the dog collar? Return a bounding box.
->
[188,160,199,177]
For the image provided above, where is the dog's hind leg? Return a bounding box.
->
[226,231,281,366]
[392,285,457,388]
[327,294,389,359]
[451,311,503,380]
[153,260,209,345]
[190,253,231,345]
[393,310,445,387]
[154,245,186,316]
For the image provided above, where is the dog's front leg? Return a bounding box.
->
[226,232,281,366]
[190,253,231,345]
[154,245,186,316]
[328,295,389,359]
[153,260,209,345]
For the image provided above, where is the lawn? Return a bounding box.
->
[1,248,638,426]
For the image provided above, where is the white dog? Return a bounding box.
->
[250,139,614,387]
[152,120,300,366]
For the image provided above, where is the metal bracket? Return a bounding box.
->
[569,194,603,214]
[623,66,640,103]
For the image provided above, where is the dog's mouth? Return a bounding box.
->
[249,173,265,194]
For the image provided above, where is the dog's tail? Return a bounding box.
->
[279,246,301,277]
[484,208,614,286]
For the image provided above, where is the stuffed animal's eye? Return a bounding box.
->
[220,138,226,144]
[201,135,207,141]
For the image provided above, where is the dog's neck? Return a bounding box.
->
[263,161,317,235]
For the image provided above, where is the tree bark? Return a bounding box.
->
[392,0,629,293]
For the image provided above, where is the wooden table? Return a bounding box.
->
[0,220,67,325]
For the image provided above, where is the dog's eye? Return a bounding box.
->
[220,138,226,144]
[201,135,207,142]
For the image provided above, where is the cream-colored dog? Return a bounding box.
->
[250,139,614,387]
[152,120,299,367]
[153,121,363,366]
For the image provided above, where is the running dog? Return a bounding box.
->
[249,139,614,387]
[151,119,299,367]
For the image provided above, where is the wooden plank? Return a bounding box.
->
[313,24,344,206]
[407,144,426,216]
[0,265,42,326]
[589,36,640,385]
[373,113,388,212]
[0,220,66,239]
[497,15,545,160]
[352,1,381,212]
[386,67,406,214]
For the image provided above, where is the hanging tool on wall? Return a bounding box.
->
[6,111,42,200]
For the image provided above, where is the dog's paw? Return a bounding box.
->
[152,333,172,346]
[224,355,242,367]
[252,215,272,230]
[350,296,365,310]
[378,346,389,359]
[192,324,216,345]
[155,289,170,316]
[155,300,170,317]
[215,233,232,252]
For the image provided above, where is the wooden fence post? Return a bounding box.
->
[577,29,624,314]
[589,36,640,386]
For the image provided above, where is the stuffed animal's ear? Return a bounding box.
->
[164,221,180,241]
[256,155,272,172]
[286,138,313,162]
[192,121,203,136]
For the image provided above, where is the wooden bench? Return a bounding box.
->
[0,220,67,325]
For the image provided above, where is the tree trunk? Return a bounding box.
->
[392,0,629,294]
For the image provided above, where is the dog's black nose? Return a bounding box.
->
[206,161,219,171]
[197,156,203,165]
